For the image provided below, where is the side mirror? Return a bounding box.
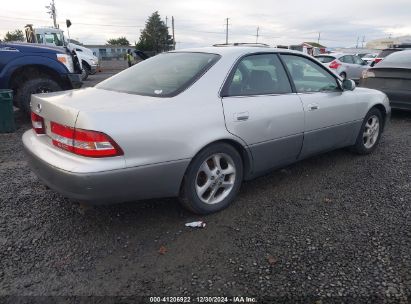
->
[342,79,356,91]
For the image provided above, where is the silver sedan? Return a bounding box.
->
[315,53,370,81]
[23,46,390,214]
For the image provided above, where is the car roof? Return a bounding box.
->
[170,46,303,57]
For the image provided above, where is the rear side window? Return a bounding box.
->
[97,52,220,97]
[353,55,365,65]
[223,53,292,96]
[340,55,354,64]
[316,56,335,63]
[281,54,340,93]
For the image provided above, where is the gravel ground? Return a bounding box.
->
[0,105,410,302]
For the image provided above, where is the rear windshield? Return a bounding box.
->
[96,52,220,97]
[377,49,401,58]
[315,56,335,63]
[378,50,411,67]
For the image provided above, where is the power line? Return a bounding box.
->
[0,15,143,28]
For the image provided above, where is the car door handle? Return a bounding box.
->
[234,112,249,121]
[308,104,319,111]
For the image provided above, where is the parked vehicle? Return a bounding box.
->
[360,50,411,110]
[0,42,82,114]
[315,53,369,82]
[360,53,378,64]
[24,25,99,81]
[23,47,390,214]
[68,43,99,80]
[370,48,404,67]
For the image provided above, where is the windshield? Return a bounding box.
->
[315,56,335,63]
[97,52,220,97]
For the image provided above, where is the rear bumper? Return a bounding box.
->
[23,131,189,205]
[383,89,411,110]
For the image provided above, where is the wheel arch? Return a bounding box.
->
[9,64,67,92]
[81,60,91,70]
[370,103,388,131]
[180,138,253,190]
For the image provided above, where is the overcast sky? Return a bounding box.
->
[1,0,411,48]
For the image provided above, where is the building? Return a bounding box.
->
[289,42,326,56]
[84,45,132,60]
[366,35,411,50]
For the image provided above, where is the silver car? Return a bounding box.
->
[315,53,369,81]
[23,46,390,214]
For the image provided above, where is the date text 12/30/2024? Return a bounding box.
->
[149,296,257,303]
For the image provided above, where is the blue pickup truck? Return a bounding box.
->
[0,42,82,114]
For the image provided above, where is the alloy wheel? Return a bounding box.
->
[363,115,380,149]
[195,153,236,205]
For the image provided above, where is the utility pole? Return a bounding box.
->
[172,16,175,50]
[356,36,359,48]
[165,16,169,51]
[256,26,260,43]
[361,36,365,48]
[46,0,57,28]
[317,32,321,44]
[225,18,229,45]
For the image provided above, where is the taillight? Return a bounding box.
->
[329,60,341,69]
[374,58,383,64]
[50,121,123,158]
[31,112,45,134]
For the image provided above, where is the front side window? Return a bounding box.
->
[224,53,292,96]
[281,54,340,93]
[340,55,354,64]
[97,52,220,97]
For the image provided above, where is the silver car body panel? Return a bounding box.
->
[23,46,391,204]
[222,93,304,173]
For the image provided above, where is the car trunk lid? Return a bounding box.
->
[362,68,411,91]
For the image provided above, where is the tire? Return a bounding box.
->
[81,66,89,81]
[340,72,347,80]
[352,108,383,155]
[179,143,243,214]
[15,78,62,115]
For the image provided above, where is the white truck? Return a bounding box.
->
[24,25,99,80]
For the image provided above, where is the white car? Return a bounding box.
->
[68,43,100,80]
[361,53,378,64]
[315,53,369,82]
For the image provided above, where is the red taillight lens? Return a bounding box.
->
[329,60,341,69]
[50,121,123,158]
[31,112,45,134]
[374,58,383,63]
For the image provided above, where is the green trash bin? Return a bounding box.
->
[0,89,16,133]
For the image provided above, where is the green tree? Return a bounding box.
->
[106,37,130,46]
[136,11,173,53]
[3,29,25,42]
